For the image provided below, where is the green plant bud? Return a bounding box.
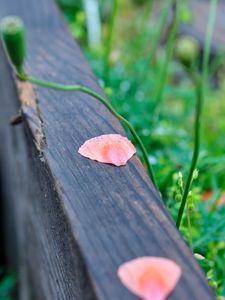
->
[175,35,199,67]
[207,269,214,280]
[180,5,192,24]
[0,16,26,73]
[104,87,113,97]
[188,203,194,211]
[76,11,85,25]
[192,168,199,180]
[175,193,182,203]
[194,253,205,261]
[172,173,178,182]
[178,171,183,189]
[187,191,194,210]
[209,281,218,289]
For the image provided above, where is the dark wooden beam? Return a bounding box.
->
[0,0,215,299]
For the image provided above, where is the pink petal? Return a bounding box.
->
[217,192,225,207]
[201,191,213,202]
[78,134,136,166]
[117,257,182,300]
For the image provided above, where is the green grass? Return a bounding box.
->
[57,0,225,297]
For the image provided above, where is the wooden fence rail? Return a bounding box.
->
[0,0,215,299]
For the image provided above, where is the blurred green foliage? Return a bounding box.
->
[0,269,16,300]
[57,0,225,297]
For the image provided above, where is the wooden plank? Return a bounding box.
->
[0,0,215,299]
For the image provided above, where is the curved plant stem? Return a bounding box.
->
[18,73,158,188]
[176,0,218,229]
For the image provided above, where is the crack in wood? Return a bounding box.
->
[17,80,47,153]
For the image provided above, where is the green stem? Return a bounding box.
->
[176,74,201,228]
[152,0,177,112]
[137,0,172,82]
[18,73,158,188]
[139,0,154,35]
[176,0,218,228]
[104,0,119,85]
[186,202,193,250]
[202,0,218,96]
[147,0,172,66]
[126,0,154,66]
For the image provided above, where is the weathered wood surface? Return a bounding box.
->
[181,0,225,54]
[0,0,215,299]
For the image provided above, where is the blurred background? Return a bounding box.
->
[1,0,225,299]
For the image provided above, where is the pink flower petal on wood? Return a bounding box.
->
[78,134,136,166]
[117,257,182,300]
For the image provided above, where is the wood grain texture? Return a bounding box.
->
[0,0,215,299]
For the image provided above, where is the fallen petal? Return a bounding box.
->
[217,192,225,207]
[78,134,136,166]
[201,190,213,202]
[117,257,182,300]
